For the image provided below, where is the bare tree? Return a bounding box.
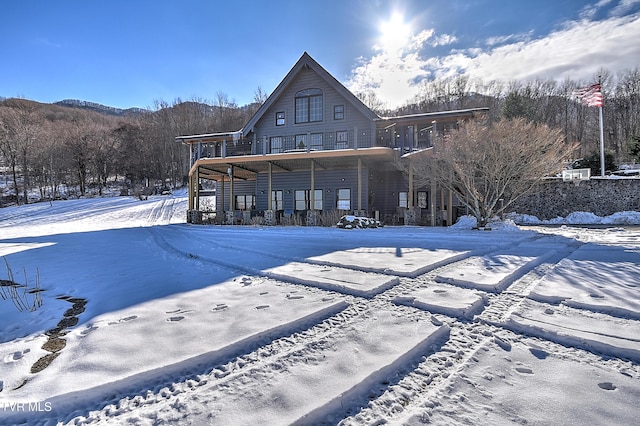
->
[0,102,44,204]
[410,118,576,227]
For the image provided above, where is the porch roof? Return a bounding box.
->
[191,146,397,181]
[175,130,242,145]
[376,107,489,128]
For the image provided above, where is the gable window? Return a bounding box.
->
[334,105,344,120]
[336,130,349,149]
[276,111,285,126]
[270,136,283,154]
[310,133,323,150]
[295,88,323,123]
[337,188,351,210]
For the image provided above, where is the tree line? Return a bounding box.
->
[0,90,266,205]
[1,68,639,207]
[372,67,640,166]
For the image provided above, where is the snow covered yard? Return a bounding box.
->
[0,195,639,425]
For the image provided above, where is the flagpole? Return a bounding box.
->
[598,104,605,177]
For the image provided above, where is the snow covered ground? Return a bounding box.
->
[0,194,639,425]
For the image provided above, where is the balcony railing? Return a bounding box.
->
[191,125,438,164]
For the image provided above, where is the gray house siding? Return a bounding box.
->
[254,168,369,212]
[369,171,432,220]
[216,180,258,211]
[252,68,375,153]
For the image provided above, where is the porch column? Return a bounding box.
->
[357,158,363,213]
[264,162,275,225]
[229,166,234,213]
[188,169,195,211]
[268,162,273,210]
[440,189,446,226]
[219,176,224,217]
[447,189,453,226]
[408,163,414,208]
[430,177,437,226]
[310,160,315,208]
[195,166,200,211]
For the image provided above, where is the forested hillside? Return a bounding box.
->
[1,68,639,206]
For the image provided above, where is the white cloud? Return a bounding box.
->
[347,11,640,109]
[464,14,640,84]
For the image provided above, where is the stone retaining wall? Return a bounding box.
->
[507,178,640,220]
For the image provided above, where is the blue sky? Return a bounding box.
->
[2,0,639,109]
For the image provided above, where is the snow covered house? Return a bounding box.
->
[176,52,488,226]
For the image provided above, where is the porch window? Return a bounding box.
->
[270,136,283,154]
[295,88,323,123]
[337,188,351,210]
[235,194,255,210]
[295,189,323,210]
[276,111,285,126]
[334,104,344,120]
[336,131,349,149]
[418,191,428,208]
[399,191,408,208]
[310,133,323,150]
[271,190,283,210]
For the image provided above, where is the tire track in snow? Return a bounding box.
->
[45,227,636,425]
[339,238,584,424]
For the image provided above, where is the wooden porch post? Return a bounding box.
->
[310,160,315,209]
[430,176,437,226]
[229,166,234,214]
[357,158,362,213]
[408,162,414,208]
[268,162,273,210]
[194,166,200,211]
[219,176,224,216]
[188,169,195,211]
[447,189,453,226]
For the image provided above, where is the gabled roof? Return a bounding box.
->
[242,52,379,136]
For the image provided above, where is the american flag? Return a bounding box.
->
[573,83,603,107]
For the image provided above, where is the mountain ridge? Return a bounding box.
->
[53,99,149,117]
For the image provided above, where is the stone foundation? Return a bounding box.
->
[264,210,276,226]
[306,210,319,226]
[404,208,420,226]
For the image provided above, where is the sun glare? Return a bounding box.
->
[378,12,412,53]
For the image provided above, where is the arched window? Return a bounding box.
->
[295,88,323,123]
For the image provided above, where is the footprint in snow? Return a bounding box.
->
[494,336,512,352]
[529,348,549,359]
[212,304,229,312]
[108,315,138,325]
[286,294,304,300]
[598,382,617,391]
[167,316,185,322]
[515,367,534,374]
[4,349,29,363]
[80,325,98,336]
